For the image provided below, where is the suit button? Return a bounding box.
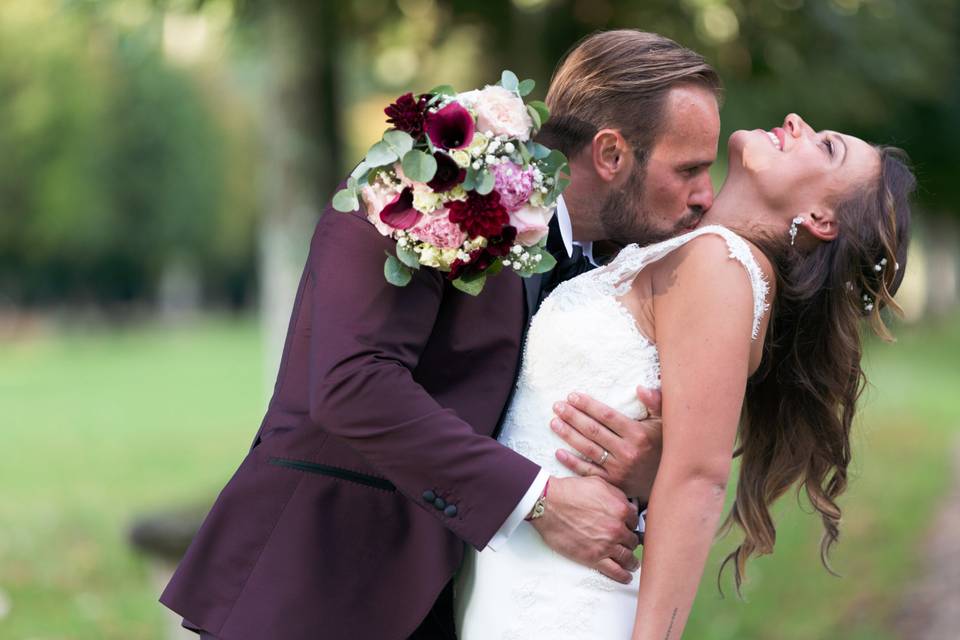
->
[444,504,458,517]
[422,490,436,503]
[433,497,446,510]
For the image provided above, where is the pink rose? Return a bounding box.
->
[509,204,552,245]
[409,210,467,248]
[472,86,533,141]
[491,161,535,212]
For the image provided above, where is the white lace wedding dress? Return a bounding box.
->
[454,225,769,640]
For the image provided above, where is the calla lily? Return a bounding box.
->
[425,102,475,150]
[379,188,421,230]
[427,152,467,192]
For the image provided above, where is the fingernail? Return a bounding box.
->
[568,393,580,403]
[553,402,565,414]
[550,419,561,431]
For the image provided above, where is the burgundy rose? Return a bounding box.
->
[384,93,429,137]
[425,102,475,150]
[427,152,466,192]
[447,191,509,238]
[379,188,421,230]
[448,226,518,281]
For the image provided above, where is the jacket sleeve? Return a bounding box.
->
[305,208,541,550]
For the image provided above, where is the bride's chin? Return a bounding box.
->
[727,129,751,154]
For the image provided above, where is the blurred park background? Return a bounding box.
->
[1,0,959,638]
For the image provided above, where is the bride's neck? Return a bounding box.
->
[701,189,781,247]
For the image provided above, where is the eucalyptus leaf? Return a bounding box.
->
[540,149,568,175]
[401,149,438,183]
[526,104,542,130]
[485,259,504,277]
[500,70,519,92]
[518,78,536,97]
[452,272,487,296]
[384,255,413,287]
[430,84,456,96]
[532,249,557,274]
[529,142,551,159]
[350,162,369,180]
[332,188,359,212]
[366,141,398,167]
[475,169,495,195]
[395,244,421,270]
[462,166,479,191]
[527,100,550,125]
[518,141,532,165]
[383,130,415,157]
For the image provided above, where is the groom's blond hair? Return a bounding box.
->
[540,30,721,165]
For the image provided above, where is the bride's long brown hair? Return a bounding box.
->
[718,146,916,594]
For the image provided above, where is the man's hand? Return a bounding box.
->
[529,476,641,584]
[550,386,663,500]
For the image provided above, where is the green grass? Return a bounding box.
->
[0,317,265,639]
[1,313,958,639]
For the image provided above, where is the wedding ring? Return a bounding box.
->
[598,449,610,466]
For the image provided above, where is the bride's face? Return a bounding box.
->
[726,114,879,224]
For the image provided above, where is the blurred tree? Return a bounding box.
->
[2,0,956,313]
[0,1,256,310]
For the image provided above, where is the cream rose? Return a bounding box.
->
[509,204,553,245]
[472,85,533,141]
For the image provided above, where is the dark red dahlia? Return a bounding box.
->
[384,92,429,137]
[427,152,466,192]
[425,102,475,150]
[447,226,517,281]
[379,188,421,230]
[447,191,509,238]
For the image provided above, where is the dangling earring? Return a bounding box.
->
[789,216,804,246]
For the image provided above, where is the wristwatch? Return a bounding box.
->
[525,479,550,521]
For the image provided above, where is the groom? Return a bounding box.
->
[160,29,721,640]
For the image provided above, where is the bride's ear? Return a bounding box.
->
[803,206,839,242]
[592,129,631,183]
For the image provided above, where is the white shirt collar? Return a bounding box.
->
[556,195,597,266]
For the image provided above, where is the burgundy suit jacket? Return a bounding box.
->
[160,193,540,639]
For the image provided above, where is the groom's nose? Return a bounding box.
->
[688,172,714,212]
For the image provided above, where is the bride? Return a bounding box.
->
[455,113,915,639]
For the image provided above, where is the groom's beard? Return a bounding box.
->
[598,166,704,246]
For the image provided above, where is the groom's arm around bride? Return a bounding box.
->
[159,194,646,640]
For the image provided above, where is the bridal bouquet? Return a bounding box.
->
[333,71,570,295]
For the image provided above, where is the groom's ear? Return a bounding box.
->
[592,129,631,183]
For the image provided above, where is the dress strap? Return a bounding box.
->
[598,225,770,339]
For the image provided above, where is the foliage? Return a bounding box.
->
[0,2,256,307]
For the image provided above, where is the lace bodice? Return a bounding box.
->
[498,225,769,478]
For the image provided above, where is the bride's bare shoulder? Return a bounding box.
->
[649,229,776,299]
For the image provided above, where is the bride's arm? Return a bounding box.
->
[630,235,766,640]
